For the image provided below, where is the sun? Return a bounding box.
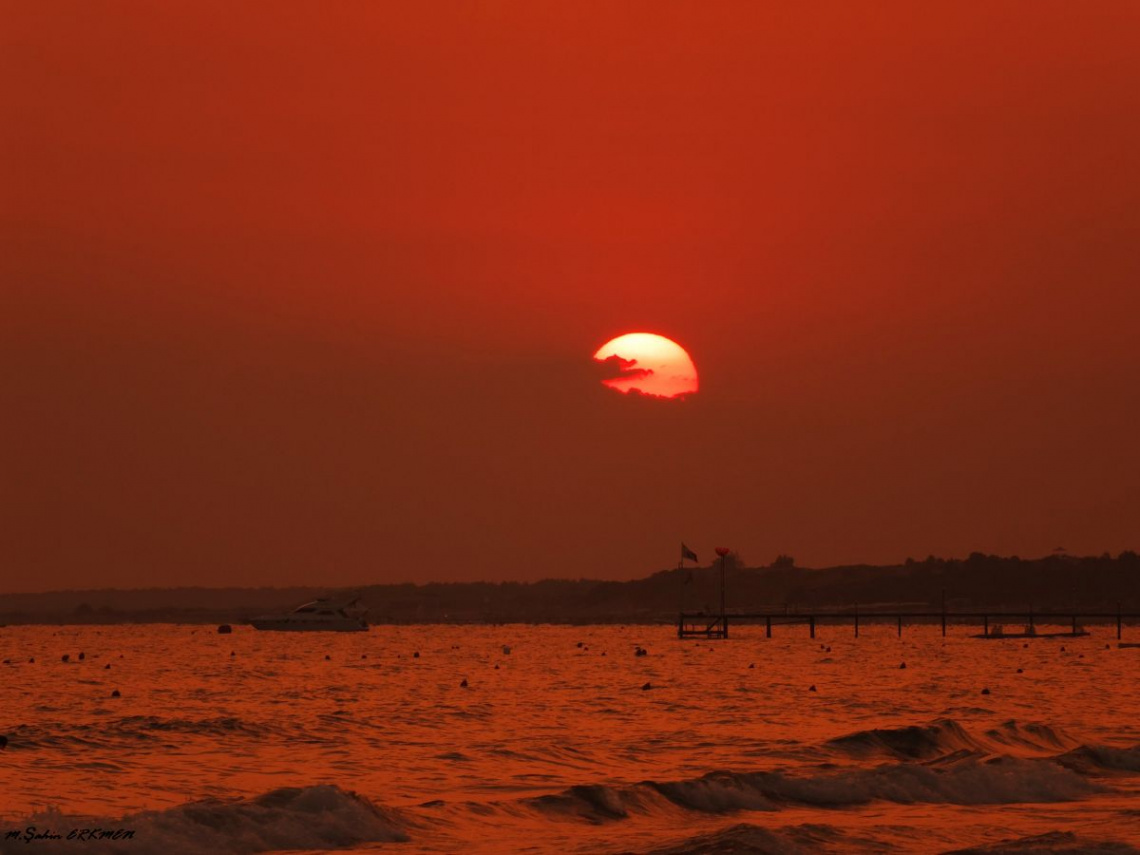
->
[593,333,699,399]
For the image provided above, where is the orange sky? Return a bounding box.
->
[3,2,1140,592]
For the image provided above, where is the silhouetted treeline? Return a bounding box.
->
[1,552,1138,625]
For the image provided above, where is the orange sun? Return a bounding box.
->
[593,333,699,399]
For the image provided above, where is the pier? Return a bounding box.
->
[678,608,1139,640]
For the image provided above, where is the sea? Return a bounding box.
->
[1,623,1139,854]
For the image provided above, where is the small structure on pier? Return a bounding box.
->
[678,613,729,639]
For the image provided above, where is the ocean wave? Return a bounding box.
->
[526,784,635,821]
[983,721,1076,753]
[825,719,1078,763]
[3,715,308,750]
[825,719,981,760]
[115,715,268,737]
[943,830,1140,854]
[0,785,407,855]
[494,720,1137,825]
[654,759,1097,811]
[823,718,1140,780]
[1056,744,1140,774]
[633,822,852,855]
[516,754,1100,824]
[5,719,1136,852]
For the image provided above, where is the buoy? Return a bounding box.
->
[899,662,907,669]
[981,688,991,695]
[641,682,652,691]
[494,664,500,670]
[61,654,69,663]
[230,651,235,657]
[111,690,121,698]
[28,658,34,664]
[324,655,331,661]
[78,652,85,661]
[1016,668,1023,673]
[0,735,7,750]
[809,685,817,692]
[460,679,468,688]
[576,642,583,648]
[1061,646,1066,652]
[413,651,420,659]
[361,654,367,659]
[104,664,111,670]
[748,663,755,669]
[502,645,511,655]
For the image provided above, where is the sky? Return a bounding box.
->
[3,2,1140,593]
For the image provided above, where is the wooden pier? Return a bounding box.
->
[678,609,1138,640]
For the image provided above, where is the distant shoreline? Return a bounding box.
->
[3,552,1138,626]
[3,616,1139,630]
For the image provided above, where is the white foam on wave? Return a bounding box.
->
[0,785,407,855]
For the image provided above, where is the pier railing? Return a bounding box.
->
[678,609,1139,640]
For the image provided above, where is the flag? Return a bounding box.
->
[681,543,698,562]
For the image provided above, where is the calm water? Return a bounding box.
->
[2,623,1139,853]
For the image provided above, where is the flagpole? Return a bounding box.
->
[678,543,684,615]
[720,552,726,620]
[714,547,730,635]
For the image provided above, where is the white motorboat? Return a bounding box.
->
[251,596,369,632]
